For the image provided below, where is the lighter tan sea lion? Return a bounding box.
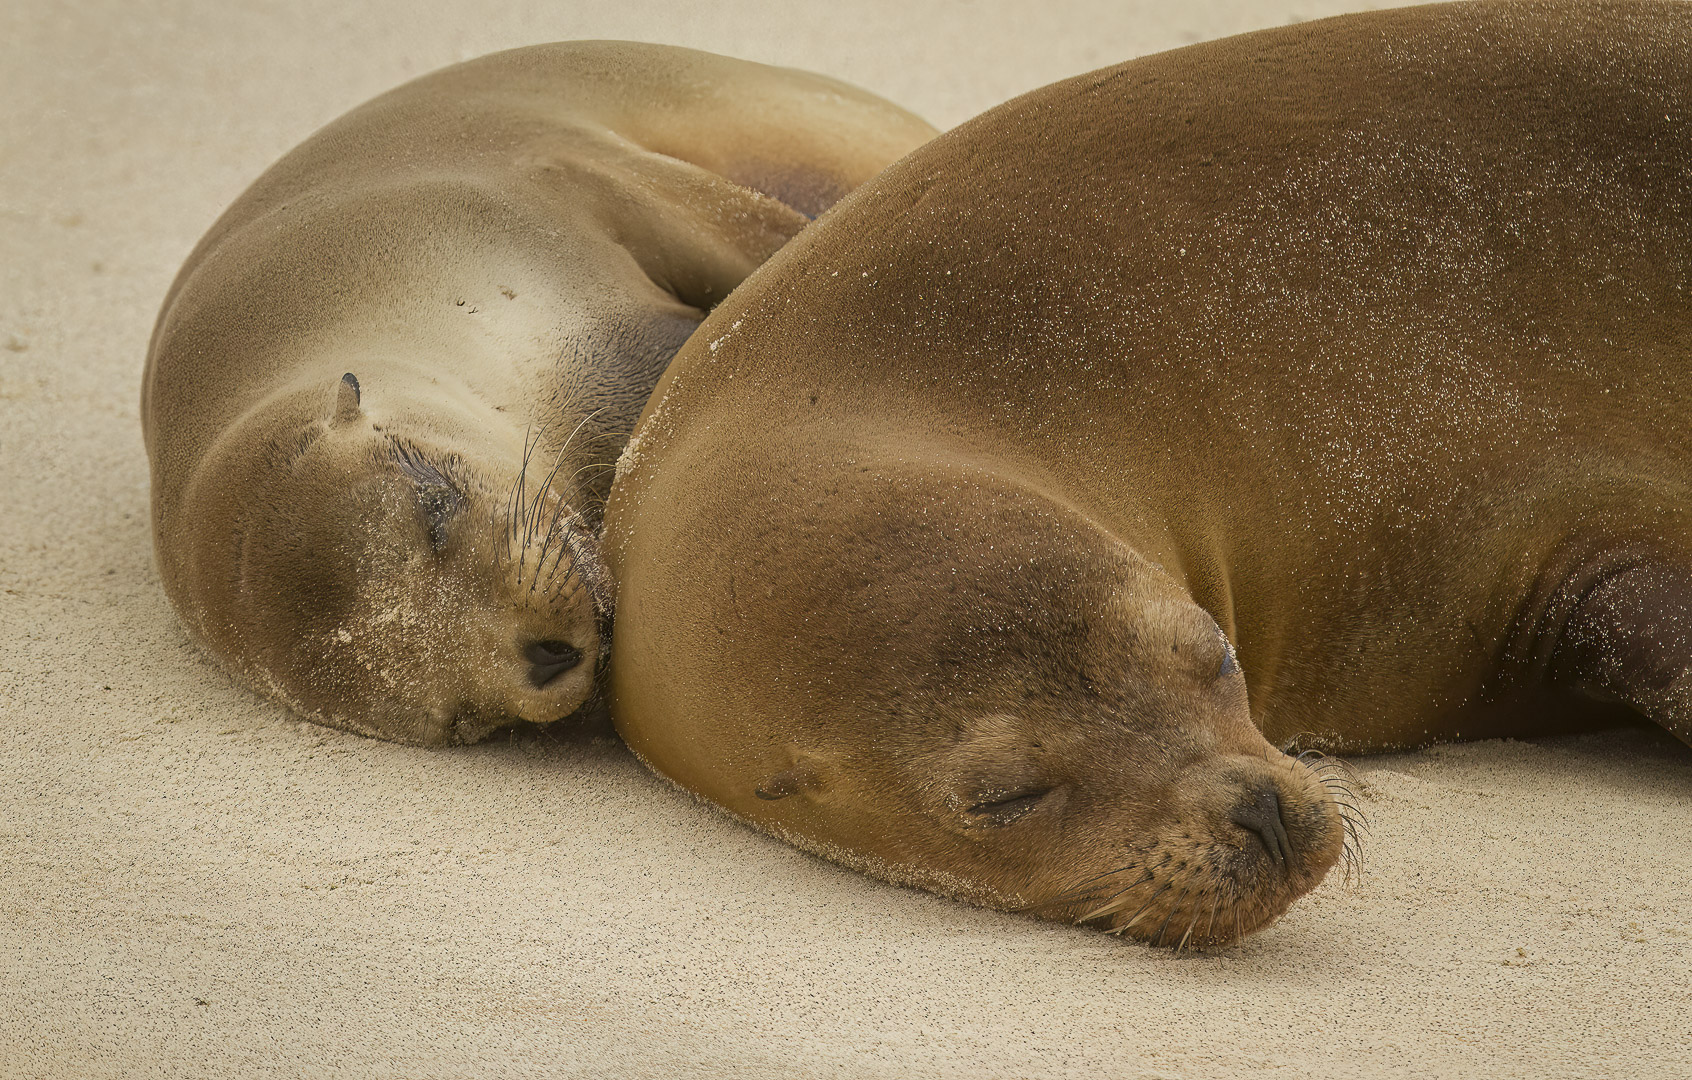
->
[142,42,935,745]
[605,1,1692,946]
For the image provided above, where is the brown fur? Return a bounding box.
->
[606,2,1692,944]
[142,41,935,744]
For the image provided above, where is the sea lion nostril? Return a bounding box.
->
[524,639,584,687]
[1230,786,1293,868]
[525,640,581,666]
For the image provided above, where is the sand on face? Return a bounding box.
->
[2,2,1688,1078]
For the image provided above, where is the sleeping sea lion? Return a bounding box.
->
[604,1,1692,946]
[141,41,936,745]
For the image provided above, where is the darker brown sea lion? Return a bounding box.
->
[605,1,1692,946]
[142,42,935,745]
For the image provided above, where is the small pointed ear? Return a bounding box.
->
[333,372,362,425]
[1207,614,1240,678]
[755,760,820,801]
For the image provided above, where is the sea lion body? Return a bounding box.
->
[142,42,936,744]
[606,1,1692,944]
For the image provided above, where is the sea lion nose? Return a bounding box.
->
[524,639,584,688]
[1230,784,1293,868]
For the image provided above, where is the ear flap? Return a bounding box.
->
[1216,622,1239,677]
[333,372,362,425]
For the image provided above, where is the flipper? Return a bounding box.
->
[1551,561,1692,747]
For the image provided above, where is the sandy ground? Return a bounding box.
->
[3,1,1690,1077]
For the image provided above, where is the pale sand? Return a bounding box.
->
[3,1,1689,1077]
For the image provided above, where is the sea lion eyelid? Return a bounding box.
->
[416,484,465,551]
[388,440,464,488]
[963,786,1053,825]
[389,442,468,551]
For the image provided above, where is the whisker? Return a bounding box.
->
[524,410,608,586]
[1109,880,1174,937]
[504,422,556,586]
[1032,863,1143,909]
[1203,887,1224,943]
[501,435,529,566]
[1078,886,1139,924]
[1151,880,1194,947]
[1176,886,1207,952]
[1074,868,1155,923]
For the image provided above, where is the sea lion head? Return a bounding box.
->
[754,569,1351,948]
[174,370,609,745]
[611,456,1353,946]
[873,581,1352,948]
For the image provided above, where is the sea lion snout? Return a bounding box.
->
[1033,753,1347,946]
[1213,756,1348,885]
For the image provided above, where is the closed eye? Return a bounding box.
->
[964,787,1053,827]
[416,484,464,551]
[389,441,467,552]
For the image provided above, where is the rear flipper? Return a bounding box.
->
[1552,562,1692,747]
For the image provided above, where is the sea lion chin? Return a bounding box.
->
[606,1,1692,944]
[142,41,936,744]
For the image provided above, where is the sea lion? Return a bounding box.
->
[142,42,935,745]
[605,1,1692,947]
